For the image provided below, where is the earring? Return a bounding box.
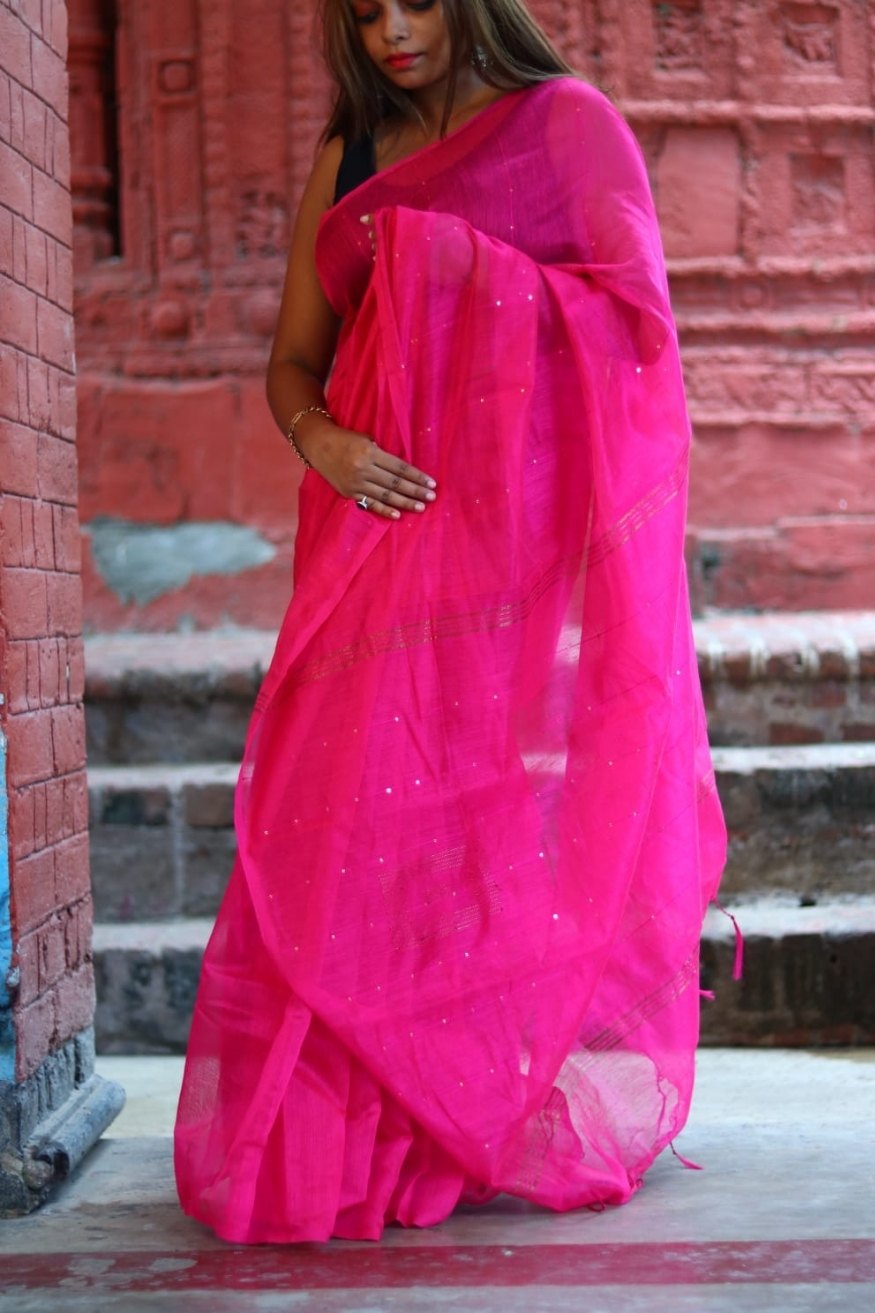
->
[472,45,488,74]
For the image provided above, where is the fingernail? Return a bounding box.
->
[426,480,437,490]
[414,503,426,513]
[425,490,436,501]
[391,510,401,519]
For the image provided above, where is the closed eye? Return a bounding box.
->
[352,0,438,23]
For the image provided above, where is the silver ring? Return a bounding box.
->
[355,496,370,511]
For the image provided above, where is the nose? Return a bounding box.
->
[383,2,411,43]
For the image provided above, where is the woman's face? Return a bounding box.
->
[349,1,454,94]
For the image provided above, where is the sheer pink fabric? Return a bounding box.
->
[174,78,726,1244]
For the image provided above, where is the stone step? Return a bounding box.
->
[83,611,875,764]
[91,900,875,1054]
[700,900,875,1047]
[698,610,875,747]
[713,742,875,903]
[88,762,238,922]
[85,630,274,766]
[87,743,875,923]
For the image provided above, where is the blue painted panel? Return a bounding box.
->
[0,729,14,1082]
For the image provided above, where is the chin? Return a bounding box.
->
[382,60,450,90]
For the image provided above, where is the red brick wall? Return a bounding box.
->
[1,0,94,1081]
[69,0,875,629]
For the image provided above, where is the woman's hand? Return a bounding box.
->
[300,420,437,521]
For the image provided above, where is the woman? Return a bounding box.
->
[174,0,727,1244]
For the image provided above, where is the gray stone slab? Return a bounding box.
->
[1,1053,873,1312]
[5,1050,872,1251]
[88,1046,875,1142]
[4,1289,875,1313]
[2,1121,873,1253]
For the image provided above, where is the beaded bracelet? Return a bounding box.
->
[286,405,334,468]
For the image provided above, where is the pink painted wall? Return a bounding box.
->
[69,0,875,629]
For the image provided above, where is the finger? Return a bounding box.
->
[361,480,430,515]
[371,472,437,504]
[372,451,437,491]
[361,494,400,521]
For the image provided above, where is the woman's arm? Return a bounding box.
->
[265,138,341,444]
[266,140,436,521]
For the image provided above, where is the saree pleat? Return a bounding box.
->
[174,77,726,1244]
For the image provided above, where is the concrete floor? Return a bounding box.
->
[1,1049,874,1311]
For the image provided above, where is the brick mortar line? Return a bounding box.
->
[13,890,92,949]
[8,218,73,254]
[0,139,74,209]
[1,102,68,143]
[23,31,69,112]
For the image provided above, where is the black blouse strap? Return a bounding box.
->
[334,135,377,204]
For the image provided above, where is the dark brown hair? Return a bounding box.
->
[319,0,574,143]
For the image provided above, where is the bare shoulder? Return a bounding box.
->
[301,135,345,215]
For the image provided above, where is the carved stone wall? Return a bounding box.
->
[604,0,875,613]
[69,0,875,628]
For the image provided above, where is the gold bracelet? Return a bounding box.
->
[286,405,334,468]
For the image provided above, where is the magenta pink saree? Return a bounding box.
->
[174,78,726,1244]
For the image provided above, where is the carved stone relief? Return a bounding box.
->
[780,2,839,72]
[236,191,290,260]
[653,0,705,73]
[790,154,846,230]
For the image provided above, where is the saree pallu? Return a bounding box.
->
[174,78,726,1244]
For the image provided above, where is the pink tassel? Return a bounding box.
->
[699,989,716,1001]
[715,900,744,980]
[670,1142,703,1171]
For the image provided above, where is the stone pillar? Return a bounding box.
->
[0,0,123,1215]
